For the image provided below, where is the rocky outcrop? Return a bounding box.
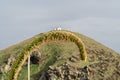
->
[39,62,91,80]
[0,55,15,73]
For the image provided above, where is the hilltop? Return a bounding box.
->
[0,31,120,80]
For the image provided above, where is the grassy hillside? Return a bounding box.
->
[0,31,120,80]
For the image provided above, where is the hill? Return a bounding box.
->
[0,30,120,80]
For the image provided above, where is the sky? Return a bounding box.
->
[0,0,120,53]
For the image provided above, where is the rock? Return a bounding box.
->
[49,66,54,70]
[0,55,15,73]
[69,56,79,62]
[0,65,4,73]
[7,55,15,66]
[39,63,91,80]
[69,57,76,62]
[4,65,10,73]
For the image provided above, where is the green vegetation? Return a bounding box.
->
[8,30,87,80]
[0,30,119,80]
[18,41,81,80]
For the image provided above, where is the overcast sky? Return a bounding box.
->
[0,0,120,53]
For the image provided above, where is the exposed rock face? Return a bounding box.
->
[87,49,120,80]
[0,55,15,73]
[39,62,91,80]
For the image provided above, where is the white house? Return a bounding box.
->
[54,27,62,30]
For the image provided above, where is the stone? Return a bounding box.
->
[0,55,15,73]
[41,63,91,80]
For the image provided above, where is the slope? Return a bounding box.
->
[0,31,120,80]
